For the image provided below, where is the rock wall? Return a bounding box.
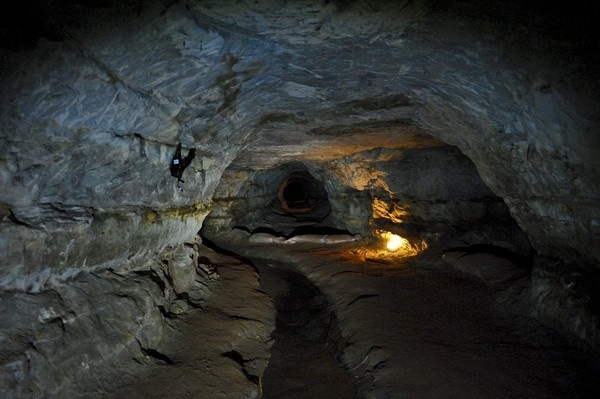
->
[0,238,275,398]
[2,0,598,287]
[1,0,599,396]
[322,147,514,226]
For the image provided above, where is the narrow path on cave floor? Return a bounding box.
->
[253,260,356,399]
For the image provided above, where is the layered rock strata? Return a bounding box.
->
[1,0,599,396]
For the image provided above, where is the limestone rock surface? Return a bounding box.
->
[1,0,599,396]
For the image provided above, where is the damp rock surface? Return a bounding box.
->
[215,236,600,399]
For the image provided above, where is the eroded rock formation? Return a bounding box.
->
[1,0,599,397]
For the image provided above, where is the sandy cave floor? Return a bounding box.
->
[105,238,600,398]
[255,261,356,399]
[229,238,600,399]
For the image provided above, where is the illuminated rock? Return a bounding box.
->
[0,0,598,397]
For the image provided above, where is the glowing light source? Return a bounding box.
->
[376,230,428,258]
[385,233,406,251]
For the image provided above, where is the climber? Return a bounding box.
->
[170,143,196,191]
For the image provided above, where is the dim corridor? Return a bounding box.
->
[253,260,357,399]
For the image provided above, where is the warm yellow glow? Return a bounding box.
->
[372,197,409,224]
[385,233,406,251]
[376,230,428,258]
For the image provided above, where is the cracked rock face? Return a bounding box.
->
[1,0,599,397]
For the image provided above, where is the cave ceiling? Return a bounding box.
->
[1,2,600,397]
[0,0,599,282]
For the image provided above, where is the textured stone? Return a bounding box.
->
[165,245,197,295]
[0,239,275,399]
[529,257,600,349]
[1,0,599,396]
[212,238,600,399]
[442,251,527,286]
[104,246,275,399]
[204,145,528,253]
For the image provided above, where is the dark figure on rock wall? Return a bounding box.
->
[170,143,196,191]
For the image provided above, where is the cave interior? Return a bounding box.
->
[1,1,600,398]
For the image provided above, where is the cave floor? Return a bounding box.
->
[255,261,356,399]
[226,237,600,399]
[103,237,600,399]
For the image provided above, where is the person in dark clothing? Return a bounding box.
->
[170,143,196,190]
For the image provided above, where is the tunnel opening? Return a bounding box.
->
[199,135,600,397]
[275,169,331,223]
[278,172,322,213]
[206,162,337,239]
[263,167,337,237]
[282,181,308,207]
[203,143,534,260]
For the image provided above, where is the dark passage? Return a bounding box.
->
[277,171,329,215]
[282,181,309,208]
[253,261,356,399]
